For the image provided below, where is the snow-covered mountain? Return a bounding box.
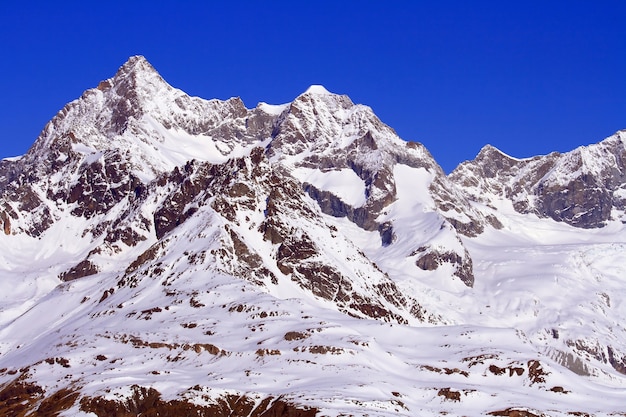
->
[450,132,626,228]
[0,56,625,416]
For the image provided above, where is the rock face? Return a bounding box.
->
[449,131,626,228]
[0,56,625,416]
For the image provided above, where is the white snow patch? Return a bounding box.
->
[1,155,23,162]
[303,85,332,95]
[257,102,289,115]
[392,164,436,213]
[292,167,367,207]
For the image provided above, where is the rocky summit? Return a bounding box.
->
[0,56,625,416]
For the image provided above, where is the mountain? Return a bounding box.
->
[450,132,626,228]
[0,55,625,416]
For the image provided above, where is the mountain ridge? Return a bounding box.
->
[0,56,625,416]
[451,129,626,228]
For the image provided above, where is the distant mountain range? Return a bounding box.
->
[0,56,625,416]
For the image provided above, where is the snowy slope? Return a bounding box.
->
[0,56,625,416]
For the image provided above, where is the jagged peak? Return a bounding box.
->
[115,55,159,79]
[99,55,171,99]
[290,84,355,114]
[294,84,355,106]
[477,144,504,157]
[476,144,523,162]
[449,144,527,176]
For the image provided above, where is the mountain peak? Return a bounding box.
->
[116,55,158,77]
[102,55,170,98]
[474,144,528,164]
[302,84,332,95]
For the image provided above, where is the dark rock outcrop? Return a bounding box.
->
[0,381,318,417]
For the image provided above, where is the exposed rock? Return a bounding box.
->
[105,225,146,247]
[0,375,386,417]
[125,242,164,275]
[437,387,460,402]
[284,331,309,341]
[0,181,53,237]
[59,259,99,282]
[413,246,475,287]
[488,364,525,377]
[488,408,543,417]
[527,360,548,385]
[60,150,143,218]
[0,380,45,417]
[607,346,626,375]
[79,385,318,417]
[0,210,11,235]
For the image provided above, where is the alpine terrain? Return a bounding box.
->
[0,56,625,416]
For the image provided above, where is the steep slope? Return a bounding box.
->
[0,56,625,416]
[0,56,267,238]
[269,85,493,287]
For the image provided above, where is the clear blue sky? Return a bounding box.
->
[1,1,624,172]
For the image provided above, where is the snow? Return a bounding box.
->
[2,167,626,417]
[291,167,367,207]
[1,155,23,162]
[479,143,540,162]
[390,163,436,214]
[303,84,332,95]
[140,114,236,165]
[257,102,289,115]
[1,56,626,416]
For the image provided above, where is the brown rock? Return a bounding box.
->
[59,259,99,282]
